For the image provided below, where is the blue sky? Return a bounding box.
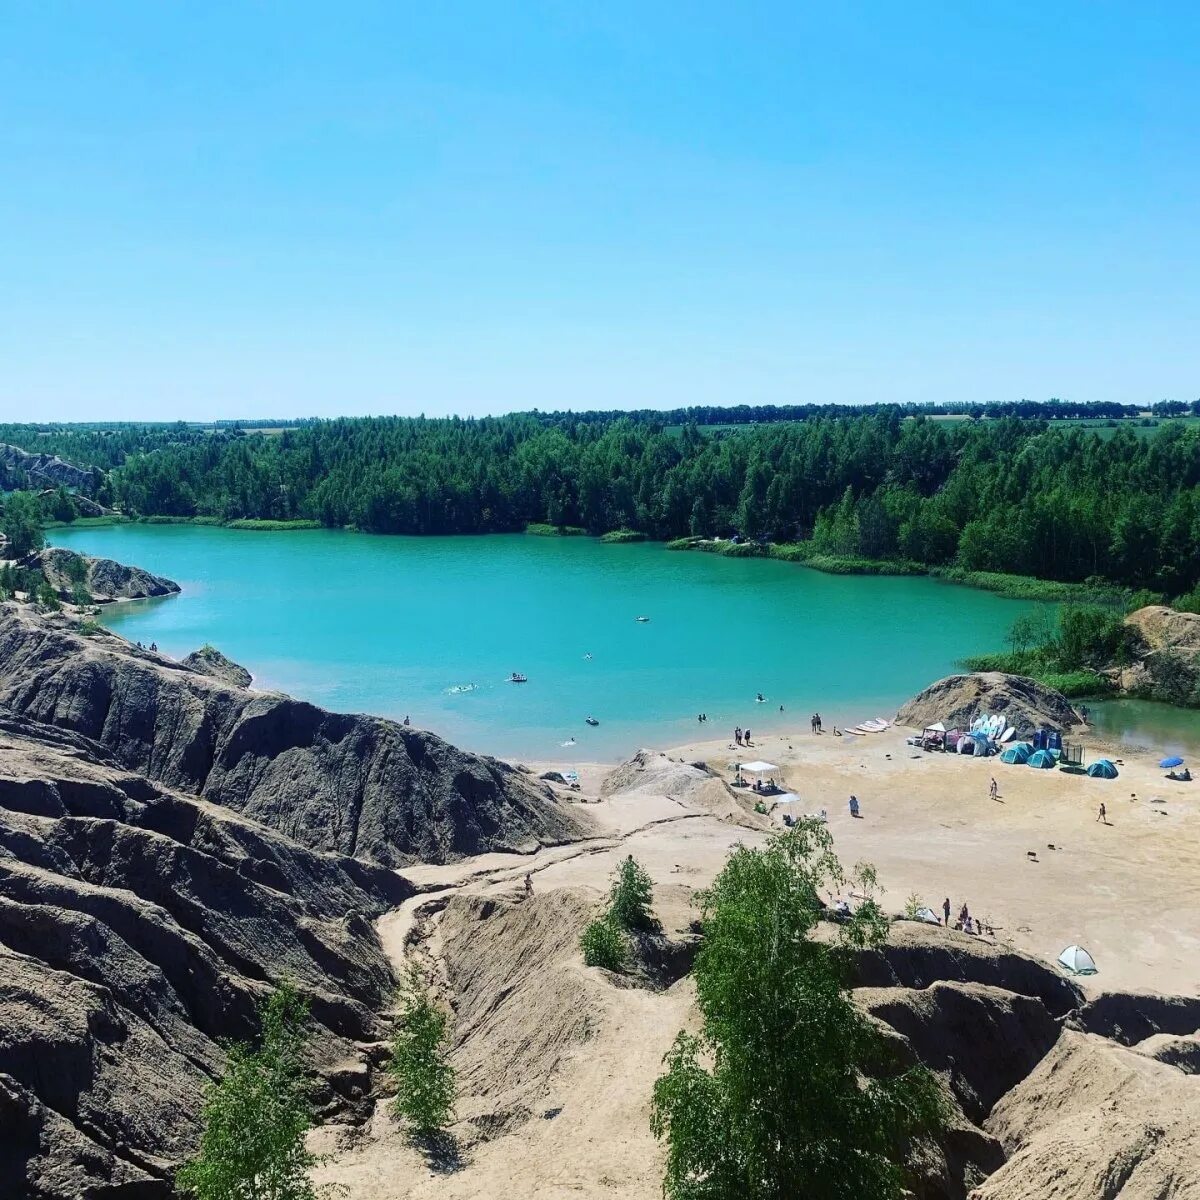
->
[1,2,1197,421]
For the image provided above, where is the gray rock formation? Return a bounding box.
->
[37,547,181,603]
[0,709,409,1198]
[895,672,1082,735]
[0,443,96,493]
[182,644,253,688]
[0,603,591,867]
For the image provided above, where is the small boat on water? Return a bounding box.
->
[585,716,600,726]
[635,616,650,623]
[508,672,528,683]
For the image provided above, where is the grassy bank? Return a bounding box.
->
[930,567,1126,605]
[665,536,924,575]
[599,528,647,543]
[43,514,128,529]
[223,518,321,531]
[959,650,1115,699]
[525,522,588,537]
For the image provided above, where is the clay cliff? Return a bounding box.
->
[0,443,97,493]
[0,709,410,1198]
[38,547,181,603]
[0,604,591,867]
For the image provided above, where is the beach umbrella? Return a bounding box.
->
[1000,742,1032,765]
[1027,749,1057,769]
[1057,944,1098,975]
[1160,756,1185,768]
[1086,759,1119,779]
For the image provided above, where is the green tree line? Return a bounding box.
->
[6,409,1200,594]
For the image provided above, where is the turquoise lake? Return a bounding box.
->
[51,525,1065,761]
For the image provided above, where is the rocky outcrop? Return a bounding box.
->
[896,672,1082,735]
[0,604,591,866]
[0,709,410,1197]
[37,547,180,603]
[1115,605,1200,705]
[182,644,252,688]
[0,443,96,494]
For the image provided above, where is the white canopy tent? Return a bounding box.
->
[738,760,778,774]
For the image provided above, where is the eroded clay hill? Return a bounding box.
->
[0,709,410,1197]
[0,604,591,866]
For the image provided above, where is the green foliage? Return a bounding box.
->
[1,491,46,557]
[77,618,103,636]
[70,582,92,608]
[9,409,1200,597]
[600,528,647,543]
[932,568,1125,604]
[1037,670,1114,698]
[903,892,924,920]
[36,580,61,610]
[225,518,322,531]
[609,855,656,931]
[1056,605,1134,668]
[526,522,587,536]
[1174,586,1200,615]
[580,916,627,971]
[176,983,319,1200]
[388,970,456,1137]
[47,486,77,522]
[651,823,948,1199]
[64,553,90,585]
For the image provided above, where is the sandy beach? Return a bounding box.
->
[315,716,1200,1198]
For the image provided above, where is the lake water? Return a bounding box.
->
[51,525,1066,761]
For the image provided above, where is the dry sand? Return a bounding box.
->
[314,723,1200,1198]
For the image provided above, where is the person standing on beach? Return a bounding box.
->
[989,777,998,801]
[744,727,751,746]
[943,897,951,926]
[735,726,742,745]
[1097,802,1107,824]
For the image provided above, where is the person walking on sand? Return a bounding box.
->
[524,873,533,897]
[849,795,860,818]
[1097,802,1107,824]
[989,776,998,801]
[943,896,951,926]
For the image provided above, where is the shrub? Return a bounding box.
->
[580,916,626,971]
[600,528,647,543]
[177,983,319,1200]
[903,892,924,920]
[388,970,456,1137]
[609,855,656,931]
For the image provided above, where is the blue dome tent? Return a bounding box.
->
[1000,742,1033,765]
[1086,759,1119,779]
[1027,749,1057,769]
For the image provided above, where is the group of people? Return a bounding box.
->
[943,897,992,937]
[734,725,753,746]
[134,641,158,651]
[810,712,823,733]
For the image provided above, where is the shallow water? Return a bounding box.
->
[1085,698,1200,758]
[52,525,1064,761]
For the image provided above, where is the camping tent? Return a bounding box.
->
[1027,749,1057,769]
[1086,759,1119,779]
[915,906,942,926]
[1057,945,1098,975]
[1001,742,1033,765]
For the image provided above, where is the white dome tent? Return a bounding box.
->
[1057,944,1098,976]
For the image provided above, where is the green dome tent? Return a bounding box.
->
[1000,742,1033,765]
[1086,759,1119,779]
[1027,749,1057,769]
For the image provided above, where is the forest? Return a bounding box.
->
[4,406,1200,600]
